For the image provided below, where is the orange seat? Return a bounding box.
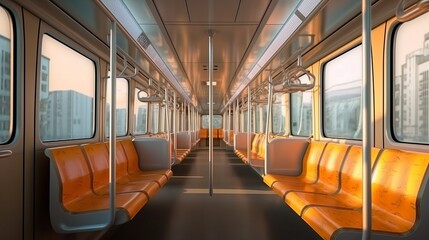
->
[81,142,159,199]
[301,149,429,239]
[121,139,173,180]
[270,142,349,200]
[263,141,327,188]
[249,134,266,167]
[242,134,261,163]
[114,141,168,187]
[46,145,148,232]
[285,146,381,216]
[199,128,208,138]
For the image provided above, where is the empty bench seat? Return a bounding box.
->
[82,142,160,199]
[285,146,381,216]
[301,148,429,240]
[47,145,148,233]
[120,139,172,183]
[270,142,350,200]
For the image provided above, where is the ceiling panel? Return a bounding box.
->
[186,0,240,23]
[235,0,271,23]
[153,0,189,22]
[165,23,257,112]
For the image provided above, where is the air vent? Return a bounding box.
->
[137,32,151,49]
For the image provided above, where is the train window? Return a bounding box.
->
[0,7,13,144]
[202,115,222,129]
[291,75,313,136]
[323,45,362,139]
[272,93,287,135]
[255,105,267,133]
[242,110,248,132]
[393,12,429,144]
[39,35,95,141]
[105,77,128,137]
[160,104,166,132]
[151,103,160,133]
[133,89,148,134]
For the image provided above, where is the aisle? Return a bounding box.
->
[103,149,321,240]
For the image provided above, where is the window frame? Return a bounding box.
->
[387,13,429,148]
[105,76,129,137]
[36,28,100,144]
[290,87,313,137]
[133,87,148,135]
[35,33,100,142]
[0,5,14,145]
[321,44,363,140]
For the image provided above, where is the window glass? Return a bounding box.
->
[151,103,159,133]
[323,45,362,139]
[272,93,286,135]
[291,75,313,136]
[133,89,147,134]
[0,7,13,144]
[255,106,261,132]
[242,110,248,132]
[39,35,95,141]
[160,104,165,132]
[106,77,128,137]
[202,115,222,129]
[255,105,267,133]
[393,12,429,144]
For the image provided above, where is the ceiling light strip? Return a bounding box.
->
[298,0,321,18]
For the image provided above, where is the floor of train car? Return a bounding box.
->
[102,147,322,240]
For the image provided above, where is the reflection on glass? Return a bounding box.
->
[323,45,362,139]
[134,88,147,134]
[272,93,286,135]
[394,13,429,144]
[202,115,222,129]
[255,105,267,133]
[39,35,95,141]
[291,75,312,136]
[106,77,129,137]
[0,7,12,144]
[151,103,159,133]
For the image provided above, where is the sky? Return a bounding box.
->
[0,7,11,39]
[395,13,429,76]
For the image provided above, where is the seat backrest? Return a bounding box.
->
[120,139,141,174]
[339,146,381,197]
[105,141,128,179]
[81,143,110,191]
[372,149,429,224]
[258,134,267,158]
[47,146,92,206]
[299,141,327,182]
[251,134,261,153]
[316,143,349,187]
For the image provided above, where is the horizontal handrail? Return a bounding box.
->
[396,0,429,22]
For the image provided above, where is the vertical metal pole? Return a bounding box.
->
[236,99,239,133]
[108,20,117,225]
[173,92,177,163]
[187,103,191,147]
[165,88,170,141]
[179,103,183,131]
[208,32,214,196]
[228,105,231,144]
[362,0,372,239]
[265,76,273,176]
[247,87,251,164]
